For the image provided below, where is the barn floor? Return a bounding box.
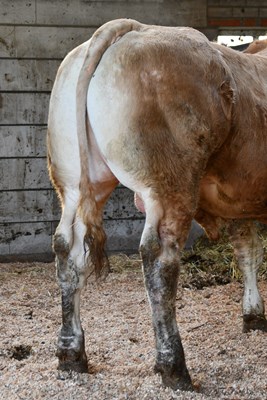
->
[0,260,266,400]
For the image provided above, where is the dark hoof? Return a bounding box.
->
[243,314,267,333]
[154,363,193,392]
[56,334,88,373]
[57,347,88,373]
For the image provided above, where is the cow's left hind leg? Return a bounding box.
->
[229,221,267,332]
[54,213,90,373]
[54,181,117,373]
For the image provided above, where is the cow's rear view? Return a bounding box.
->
[47,19,267,392]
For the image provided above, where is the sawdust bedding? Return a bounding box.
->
[0,259,266,400]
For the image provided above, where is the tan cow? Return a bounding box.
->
[244,38,267,54]
[47,19,267,392]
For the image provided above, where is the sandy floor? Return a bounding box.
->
[0,261,267,399]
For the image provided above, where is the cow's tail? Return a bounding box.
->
[76,19,143,278]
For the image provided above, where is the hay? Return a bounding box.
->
[108,230,267,289]
[181,234,238,289]
[109,253,142,273]
[182,229,267,284]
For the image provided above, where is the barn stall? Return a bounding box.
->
[1,1,267,399]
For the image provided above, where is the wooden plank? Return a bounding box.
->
[0,1,36,24]
[0,59,60,91]
[0,0,162,26]
[0,159,51,190]
[104,219,144,252]
[0,190,60,223]
[0,1,207,59]
[0,26,94,58]
[0,126,47,157]
[0,221,52,255]
[208,7,233,18]
[36,0,206,27]
[51,218,145,253]
[0,187,144,223]
[170,0,206,28]
[233,7,259,18]
[5,217,144,256]
[0,218,202,258]
[208,0,247,5]
[0,216,201,256]
[104,187,144,220]
[0,93,50,124]
[37,0,160,26]
[0,26,17,57]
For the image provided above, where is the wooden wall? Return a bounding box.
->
[2,0,260,260]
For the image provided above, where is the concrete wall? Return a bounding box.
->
[0,0,266,260]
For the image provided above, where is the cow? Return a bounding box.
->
[243,38,267,54]
[47,19,267,392]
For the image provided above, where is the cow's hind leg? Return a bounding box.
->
[52,185,89,373]
[139,193,193,391]
[229,221,267,332]
[54,181,117,373]
[54,214,89,373]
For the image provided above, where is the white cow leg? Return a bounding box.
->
[55,216,90,373]
[229,221,267,333]
[52,188,89,372]
[139,196,193,391]
[53,179,116,373]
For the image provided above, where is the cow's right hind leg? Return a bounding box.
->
[139,193,193,391]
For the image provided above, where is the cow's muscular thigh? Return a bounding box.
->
[139,193,193,391]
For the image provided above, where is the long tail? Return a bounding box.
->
[76,19,144,277]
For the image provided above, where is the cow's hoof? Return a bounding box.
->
[154,362,193,392]
[56,333,88,373]
[56,347,88,373]
[243,314,267,333]
[57,354,88,373]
